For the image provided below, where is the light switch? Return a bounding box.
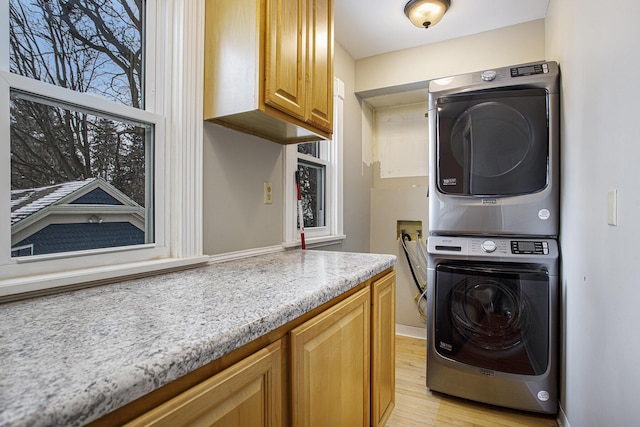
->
[608,189,617,226]
[264,182,273,204]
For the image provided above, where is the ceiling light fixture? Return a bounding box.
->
[404,0,450,29]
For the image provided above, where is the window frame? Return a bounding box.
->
[283,77,345,248]
[0,0,207,299]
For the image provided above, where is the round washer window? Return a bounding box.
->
[450,276,531,351]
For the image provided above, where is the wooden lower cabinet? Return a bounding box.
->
[290,286,371,427]
[371,272,396,427]
[125,340,283,427]
[109,269,395,427]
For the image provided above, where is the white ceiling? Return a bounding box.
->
[334,0,550,60]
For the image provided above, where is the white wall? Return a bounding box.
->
[369,102,429,329]
[202,43,372,255]
[546,1,640,426]
[355,19,546,93]
[202,123,283,254]
[328,43,373,253]
[361,20,546,331]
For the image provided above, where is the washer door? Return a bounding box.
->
[434,261,549,375]
[436,88,549,197]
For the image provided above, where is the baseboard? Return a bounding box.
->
[395,324,426,340]
[207,245,284,264]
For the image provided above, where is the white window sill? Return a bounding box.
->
[206,235,348,266]
[282,234,347,249]
[0,256,210,303]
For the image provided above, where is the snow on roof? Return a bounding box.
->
[10,178,97,225]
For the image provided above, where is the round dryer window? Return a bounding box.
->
[435,87,550,196]
[450,102,531,178]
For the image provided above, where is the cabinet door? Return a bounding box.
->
[125,340,283,427]
[290,287,370,427]
[371,272,396,427]
[306,0,333,133]
[264,0,307,121]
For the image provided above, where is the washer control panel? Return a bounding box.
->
[429,236,557,258]
[481,240,497,252]
[511,240,549,255]
[470,239,509,255]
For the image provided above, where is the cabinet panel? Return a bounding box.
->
[290,287,370,427]
[306,0,333,133]
[125,340,283,427]
[372,272,396,427]
[264,0,306,121]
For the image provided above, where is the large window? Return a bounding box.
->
[8,0,152,258]
[284,78,344,247]
[1,0,205,297]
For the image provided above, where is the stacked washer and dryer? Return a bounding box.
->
[426,61,560,414]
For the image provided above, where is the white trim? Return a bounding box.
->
[0,256,209,299]
[283,145,297,244]
[207,245,285,264]
[207,235,347,264]
[395,324,427,340]
[333,78,345,239]
[282,234,346,249]
[0,69,10,267]
[12,243,157,263]
[0,72,159,124]
[167,0,204,258]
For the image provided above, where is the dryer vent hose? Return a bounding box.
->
[400,231,428,320]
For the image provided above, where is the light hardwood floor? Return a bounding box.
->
[386,335,558,427]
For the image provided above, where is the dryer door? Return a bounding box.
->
[434,261,550,375]
[436,88,548,197]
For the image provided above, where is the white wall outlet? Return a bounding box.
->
[264,182,273,204]
[608,189,617,226]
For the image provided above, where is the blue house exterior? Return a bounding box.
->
[11,178,146,257]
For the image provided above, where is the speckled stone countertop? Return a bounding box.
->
[0,249,396,427]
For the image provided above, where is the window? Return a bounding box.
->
[298,142,326,228]
[284,78,345,247]
[1,0,205,298]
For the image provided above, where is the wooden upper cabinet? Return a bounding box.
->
[306,0,333,133]
[204,0,334,145]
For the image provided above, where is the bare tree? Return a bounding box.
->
[9,0,145,205]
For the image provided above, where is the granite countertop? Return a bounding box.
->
[0,249,396,427]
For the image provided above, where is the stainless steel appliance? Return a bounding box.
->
[428,61,560,237]
[426,235,558,414]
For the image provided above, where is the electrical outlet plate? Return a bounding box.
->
[264,182,273,204]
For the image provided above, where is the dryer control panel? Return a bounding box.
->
[511,240,549,255]
[510,62,549,77]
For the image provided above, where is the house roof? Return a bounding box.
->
[10,178,146,256]
[10,178,138,227]
[11,179,98,226]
